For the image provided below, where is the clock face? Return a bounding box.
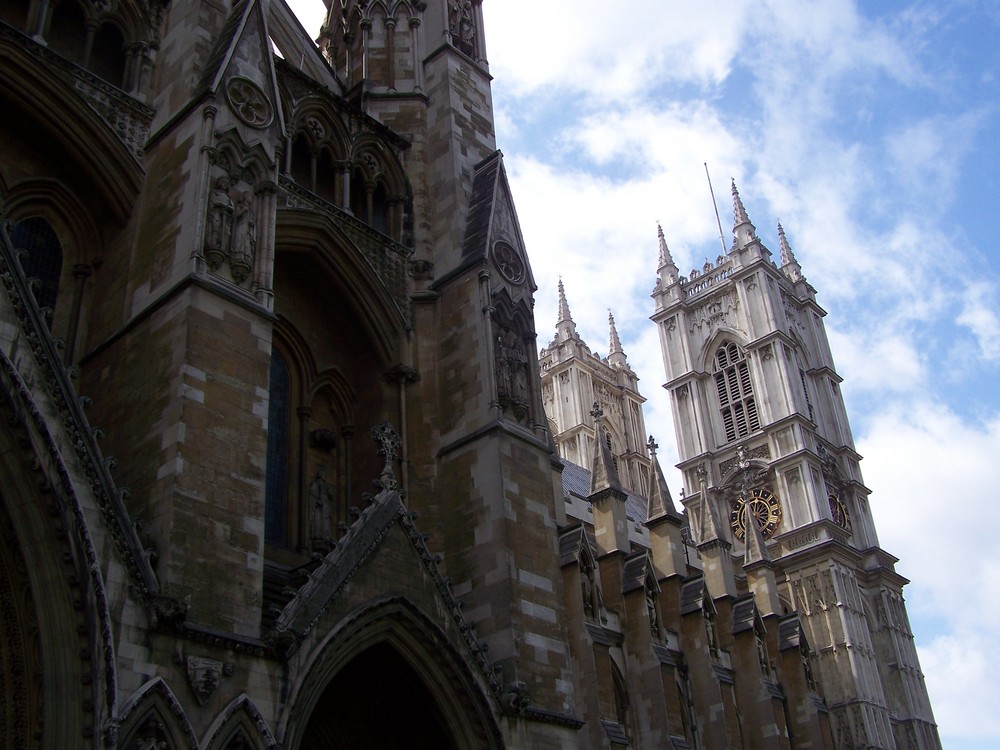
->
[730,488,782,541]
[828,494,852,532]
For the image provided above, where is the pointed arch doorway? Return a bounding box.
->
[299,642,457,749]
[285,598,504,750]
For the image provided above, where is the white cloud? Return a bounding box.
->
[483,0,752,100]
[957,281,1000,362]
[858,403,1000,741]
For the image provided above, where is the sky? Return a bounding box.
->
[289,2,999,746]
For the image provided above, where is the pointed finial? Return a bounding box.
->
[608,310,627,368]
[656,222,679,287]
[731,179,757,249]
[608,311,622,354]
[732,179,750,225]
[556,278,578,341]
[742,501,773,567]
[646,436,681,523]
[691,464,726,546]
[657,222,674,267]
[777,221,804,282]
[589,402,624,495]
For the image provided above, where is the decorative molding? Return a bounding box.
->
[225,76,274,129]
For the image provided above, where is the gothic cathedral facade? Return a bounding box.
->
[0,0,938,747]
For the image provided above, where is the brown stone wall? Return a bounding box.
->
[84,286,270,636]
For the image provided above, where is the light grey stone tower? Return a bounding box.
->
[540,280,651,496]
[650,182,940,749]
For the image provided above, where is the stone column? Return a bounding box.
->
[297,406,312,549]
[64,263,90,364]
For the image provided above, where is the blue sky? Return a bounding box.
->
[291,1,999,745]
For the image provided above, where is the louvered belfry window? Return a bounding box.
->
[714,343,760,442]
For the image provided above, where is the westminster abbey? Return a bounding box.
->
[0,0,939,747]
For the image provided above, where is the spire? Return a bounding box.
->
[646,436,681,523]
[608,310,627,368]
[589,402,624,495]
[742,502,773,567]
[731,179,757,249]
[656,222,679,285]
[691,465,726,547]
[555,278,577,341]
[777,221,804,282]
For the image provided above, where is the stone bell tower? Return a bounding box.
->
[539,279,651,496]
[650,183,940,748]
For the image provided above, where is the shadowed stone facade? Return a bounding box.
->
[0,0,938,747]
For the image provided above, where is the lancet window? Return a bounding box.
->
[10,217,62,316]
[265,346,292,546]
[714,342,760,442]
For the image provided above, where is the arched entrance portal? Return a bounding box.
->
[299,642,457,749]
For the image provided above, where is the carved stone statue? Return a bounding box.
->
[310,466,336,550]
[646,584,660,640]
[449,0,475,56]
[230,190,256,283]
[205,176,233,269]
[495,327,511,404]
[756,631,770,676]
[705,609,718,656]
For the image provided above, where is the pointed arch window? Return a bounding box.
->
[714,342,759,443]
[265,346,291,546]
[610,660,631,739]
[11,217,63,317]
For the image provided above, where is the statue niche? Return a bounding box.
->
[449,0,477,57]
[493,316,531,424]
[203,167,259,287]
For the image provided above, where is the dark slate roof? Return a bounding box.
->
[679,575,707,616]
[198,0,253,93]
[778,613,808,652]
[561,459,648,525]
[731,593,758,635]
[461,151,503,262]
[601,720,629,746]
[621,551,652,594]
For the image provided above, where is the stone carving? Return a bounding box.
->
[131,715,170,749]
[230,191,256,283]
[756,629,770,676]
[225,77,273,128]
[495,323,529,422]
[646,580,660,639]
[185,655,228,705]
[449,0,476,56]
[494,241,524,284]
[718,443,770,478]
[205,176,234,269]
[310,466,336,551]
[687,289,738,334]
[304,116,325,140]
[371,421,401,491]
[704,607,718,656]
[204,176,258,286]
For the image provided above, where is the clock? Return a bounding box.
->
[730,488,782,541]
[828,494,852,532]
